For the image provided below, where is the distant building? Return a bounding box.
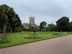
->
[23,23,29,29]
[29,16,35,28]
[23,16,39,29]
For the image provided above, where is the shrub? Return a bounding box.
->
[0,34,10,44]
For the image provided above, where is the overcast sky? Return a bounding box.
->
[0,0,72,25]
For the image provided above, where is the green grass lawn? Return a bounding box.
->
[0,32,72,48]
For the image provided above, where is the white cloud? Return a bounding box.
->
[0,0,72,25]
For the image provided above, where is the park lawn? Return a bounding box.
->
[0,32,71,48]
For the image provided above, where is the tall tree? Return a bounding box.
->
[56,16,69,31]
[0,4,22,32]
[39,21,47,31]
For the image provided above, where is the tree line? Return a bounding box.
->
[0,4,72,33]
[40,16,72,32]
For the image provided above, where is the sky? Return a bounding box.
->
[0,0,72,25]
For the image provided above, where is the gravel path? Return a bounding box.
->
[0,35,72,54]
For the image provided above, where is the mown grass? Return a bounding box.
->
[0,32,72,48]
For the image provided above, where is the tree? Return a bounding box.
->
[47,23,56,31]
[68,22,72,31]
[56,16,69,31]
[39,21,47,31]
[0,13,8,34]
[0,4,9,33]
[9,14,22,32]
[0,4,22,43]
[0,13,8,42]
[0,4,22,32]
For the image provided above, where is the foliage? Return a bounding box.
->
[0,13,8,25]
[47,23,56,31]
[56,16,69,31]
[39,21,47,31]
[0,4,22,32]
[0,34,10,43]
[68,22,72,31]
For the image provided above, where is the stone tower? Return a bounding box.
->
[29,16,35,28]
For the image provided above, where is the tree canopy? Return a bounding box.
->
[39,21,47,31]
[56,16,69,31]
[0,4,22,32]
[47,23,56,31]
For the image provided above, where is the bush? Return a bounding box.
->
[0,34,10,44]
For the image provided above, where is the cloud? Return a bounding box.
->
[0,0,72,25]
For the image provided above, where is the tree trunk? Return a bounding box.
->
[2,24,7,42]
[3,24,6,35]
[10,27,12,32]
